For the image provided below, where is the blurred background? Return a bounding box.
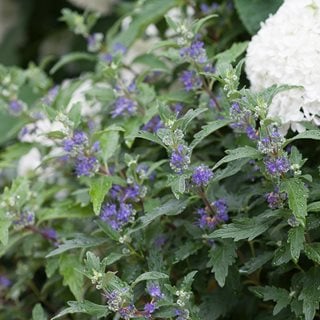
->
[0,0,122,67]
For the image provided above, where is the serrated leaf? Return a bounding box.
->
[132,271,168,286]
[250,286,291,315]
[234,0,283,35]
[192,14,217,33]
[272,243,291,266]
[173,242,202,264]
[304,243,320,264]
[99,130,119,162]
[96,220,120,241]
[307,201,320,213]
[59,254,84,301]
[215,42,248,70]
[181,271,198,290]
[175,108,208,132]
[89,176,112,215]
[281,178,308,227]
[240,252,273,274]
[103,252,127,266]
[0,218,11,246]
[207,215,276,241]
[32,304,47,320]
[190,119,231,150]
[136,131,166,148]
[50,52,96,74]
[111,0,178,47]
[52,300,110,319]
[212,146,261,170]
[287,226,305,262]
[207,240,237,287]
[46,236,107,257]
[211,158,249,183]
[298,267,320,320]
[284,130,320,146]
[129,198,189,233]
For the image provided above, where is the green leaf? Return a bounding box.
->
[215,42,248,70]
[272,243,291,266]
[173,241,202,264]
[50,52,96,74]
[52,300,110,319]
[298,267,320,320]
[46,236,107,257]
[287,226,305,262]
[307,201,320,212]
[96,220,120,241]
[207,214,277,241]
[192,14,217,34]
[89,176,112,215]
[304,243,320,264]
[175,108,208,132]
[281,178,308,227]
[181,271,198,290]
[240,252,273,274]
[59,254,84,301]
[212,146,261,170]
[136,131,166,148]
[211,158,249,183]
[32,304,47,320]
[190,119,231,150]
[103,252,127,266]
[234,0,283,35]
[111,0,178,47]
[170,175,186,199]
[133,54,169,72]
[99,130,120,162]
[250,286,291,315]
[132,271,169,286]
[207,240,237,287]
[284,130,320,146]
[0,218,11,246]
[130,198,189,233]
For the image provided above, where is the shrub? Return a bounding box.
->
[1,1,320,320]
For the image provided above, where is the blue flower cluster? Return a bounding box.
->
[63,131,99,177]
[170,144,191,174]
[196,199,228,230]
[100,183,142,230]
[180,70,202,92]
[192,165,213,187]
[266,188,287,209]
[230,102,258,140]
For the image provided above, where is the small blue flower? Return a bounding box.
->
[170,145,191,174]
[192,165,213,187]
[180,70,202,91]
[74,155,98,177]
[147,284,163,299]
[264,156,290,176]
[112,97,137,118]
[142,115,164,133]
[0,275,11,288]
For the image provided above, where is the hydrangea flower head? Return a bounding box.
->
[246,0,320,133]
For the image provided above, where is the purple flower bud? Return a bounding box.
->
[112,97,137,118]
[144,302,157,317]
[180,40,208,64]
[113,42,127,54]
[264,156,290,176]
[180,70,202,91]
[147,284,163,299]
[9,100,24,115]
[192,165,213,186]
[142,115,164,133]
[170,144,190,174]
[246,125,258,140]
[0,275,11,288]
[74,155,98,177]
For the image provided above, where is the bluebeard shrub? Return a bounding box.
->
[0,1,320,320]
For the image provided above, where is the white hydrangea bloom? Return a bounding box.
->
[245,0,320,133]
[65,79,103,117]
[19,119,68,146]
[17,148,41,176]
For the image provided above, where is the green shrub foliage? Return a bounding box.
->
[3,1,320,320]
